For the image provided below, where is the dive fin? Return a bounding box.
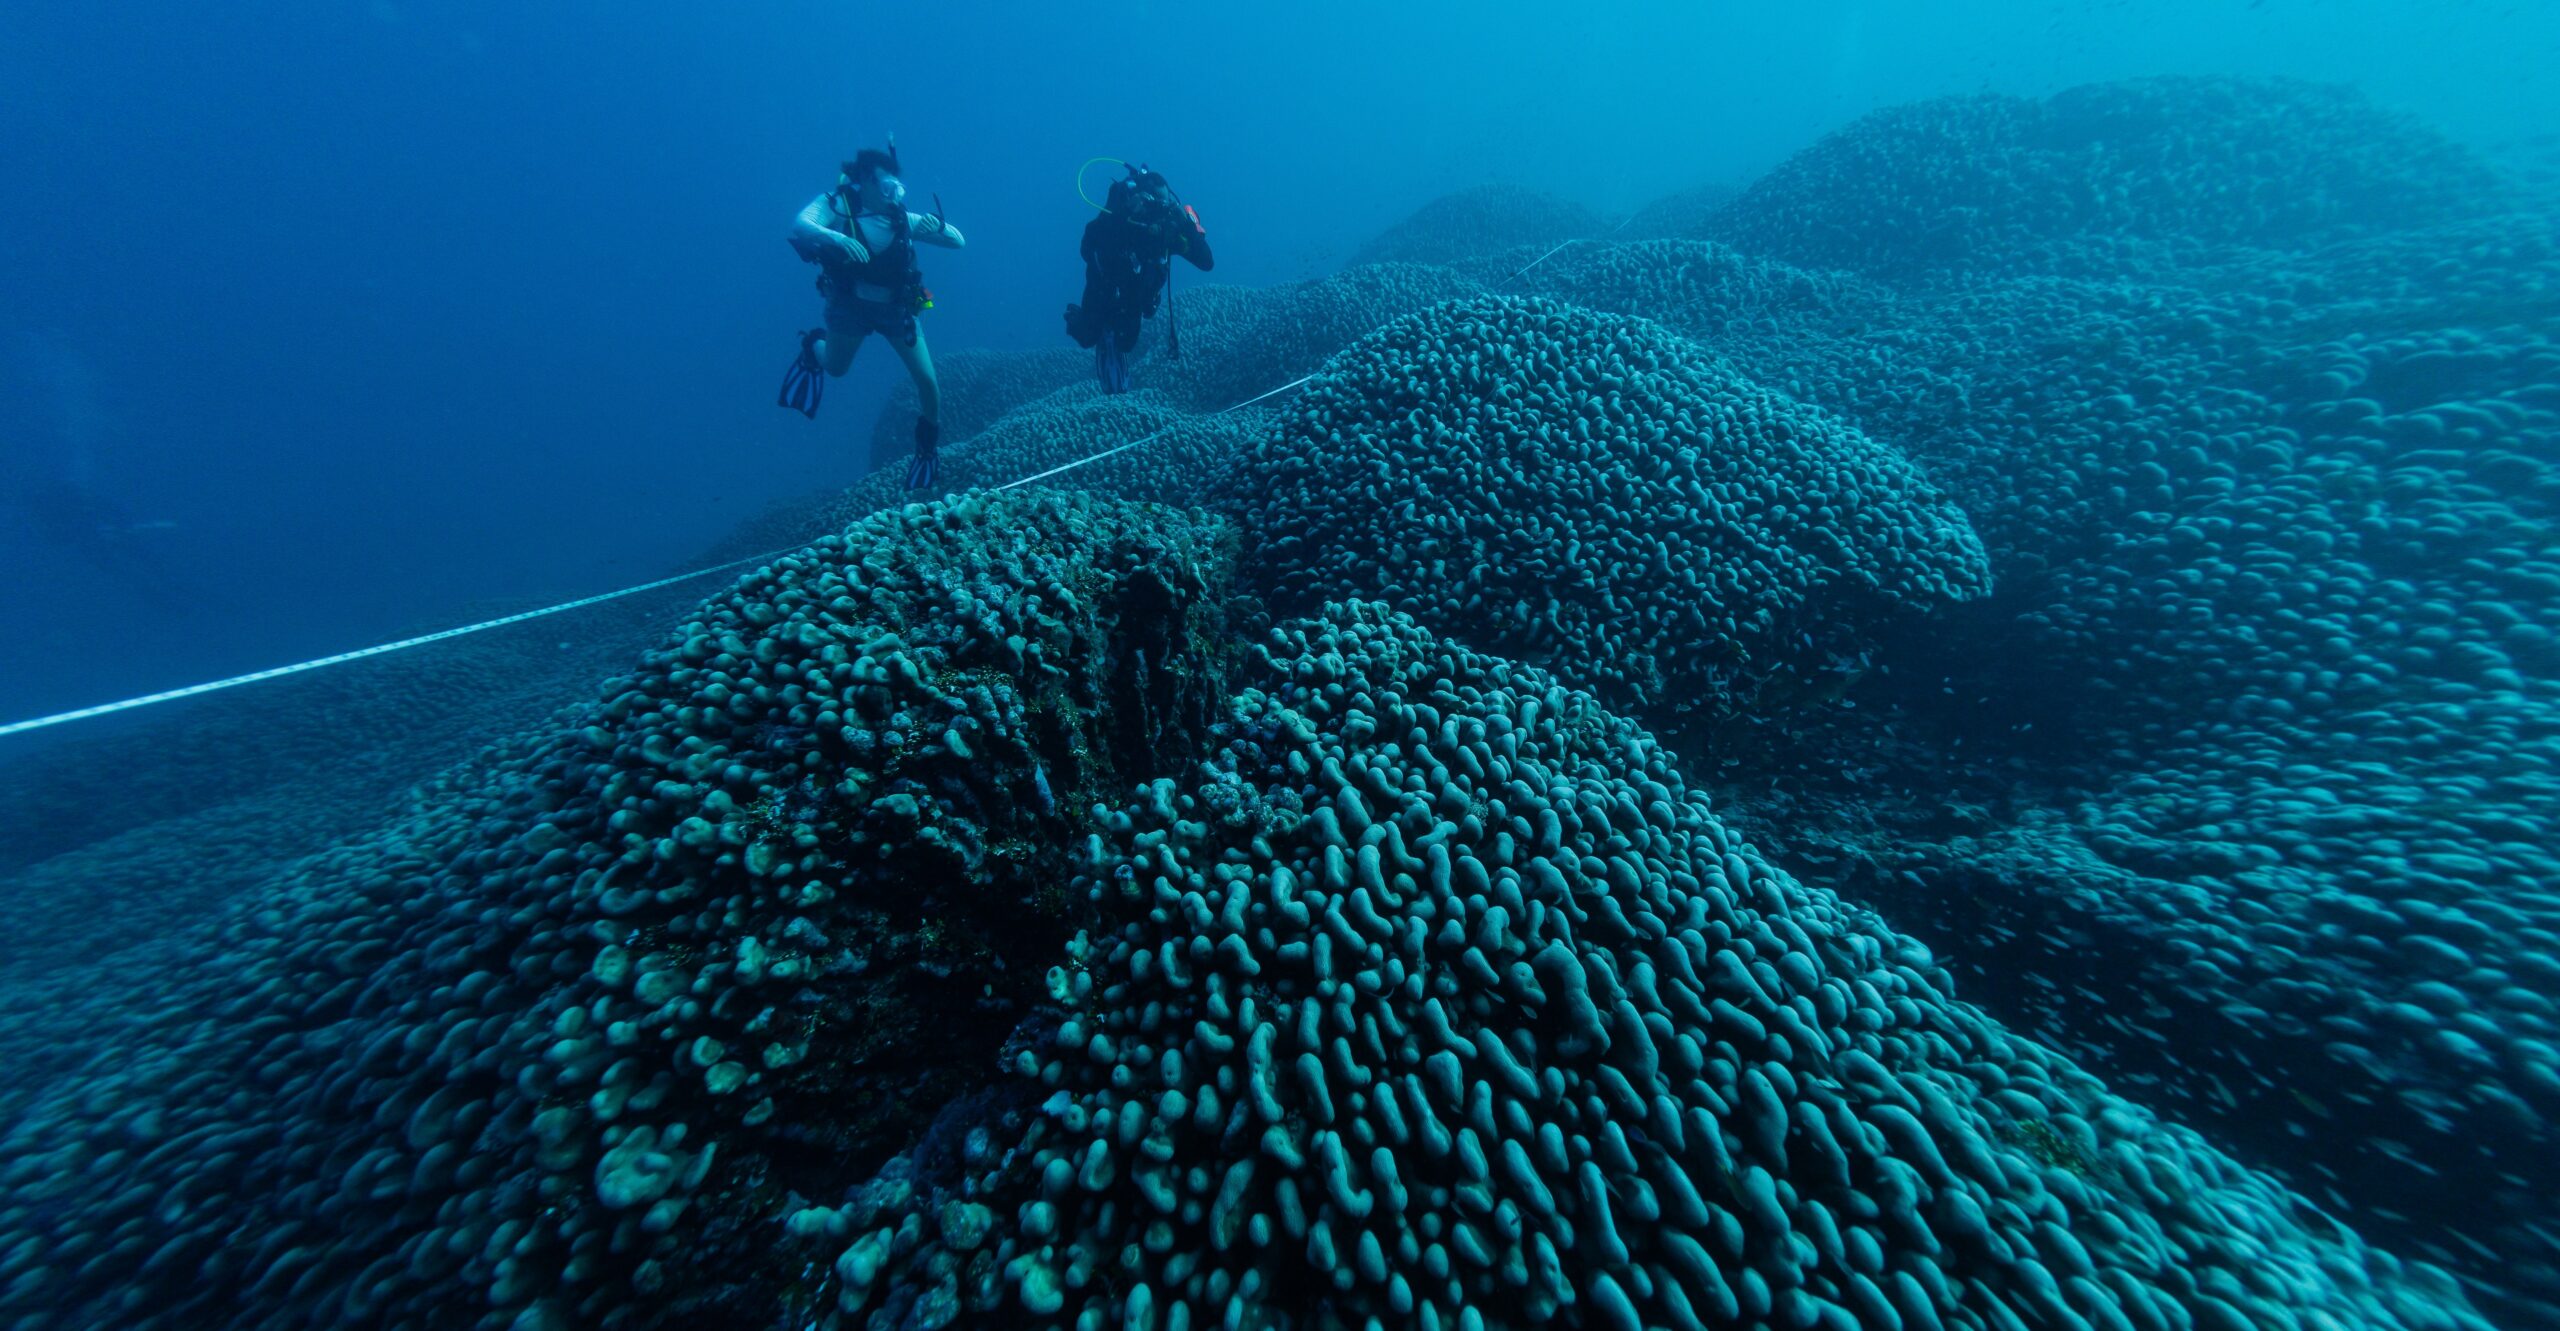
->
[1097,339,1133,394]
[906,417,940,490]
[778,329,825,418]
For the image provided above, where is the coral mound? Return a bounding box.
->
[1349,184,1604,269]
[0,492,1235,1330]
[799,600,2483,1331]
[1707,76,2507,281]
[1221,295,1991,716]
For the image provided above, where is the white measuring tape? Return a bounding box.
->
[993,373,1319,492]
[0,548,801,739]
[1498,212,1637,287]
[0,219,1633,740]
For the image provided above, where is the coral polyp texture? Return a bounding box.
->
[0,496,2495,1331]
[1511,74,2557,1324]
[0,493,1238,1329]
[798,602,2481,1331]
[1221,296,1992,720]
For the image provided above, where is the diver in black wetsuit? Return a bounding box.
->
[1064,167,1213,393]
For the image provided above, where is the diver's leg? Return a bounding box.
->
[1109,311,1141,392]
[889,327,940,426]
[821,327,863,376]
[890,327,943,488]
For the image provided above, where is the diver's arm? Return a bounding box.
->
[1074,221,1113,311]
[909,211,965,249]
[1175,219,1214,272]
[789,194,869,264]
[1078,247,1113,310]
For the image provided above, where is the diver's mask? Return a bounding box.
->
[874,173,908,208]
[1126,189,1171,230]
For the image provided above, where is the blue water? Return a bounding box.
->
[3,0,2549,720]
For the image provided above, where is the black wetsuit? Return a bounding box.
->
[1067,205,1213,353]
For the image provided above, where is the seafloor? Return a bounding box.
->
[1,75,2555,1331]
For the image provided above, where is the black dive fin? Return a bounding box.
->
[779,330,825,418]
[905,417,941,490]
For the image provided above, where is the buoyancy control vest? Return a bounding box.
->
[816,191,931,314]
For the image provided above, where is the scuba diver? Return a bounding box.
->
[779,140,965,489]
[5,474,193,612]
[1064,164,1212,393]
